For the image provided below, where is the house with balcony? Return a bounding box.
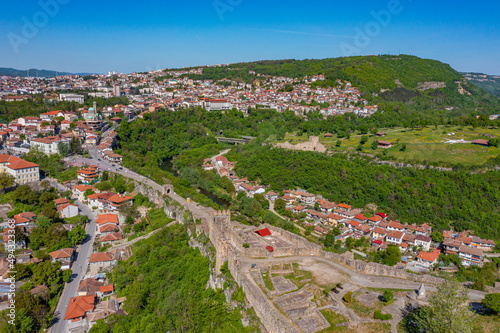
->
[458,245,484,267]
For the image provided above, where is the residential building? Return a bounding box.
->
[49,248,74,270]
[30,135,70,155]
[89,252,117,272]
[0,154,40,184]
[58,203,80,218]
[416,249,440,269]
[386,230,404,245]
[458,246,484,267]
[416,235,432,251]
[64,295,96,321]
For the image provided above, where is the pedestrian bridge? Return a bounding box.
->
[215,136,255,145]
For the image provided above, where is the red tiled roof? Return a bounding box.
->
[416,249,440,262]
[89,252,113,263]
[266,246,274,252]
[64,295,95,320]
[96,214,119,226]
[49,248,74,259]
[99,285,114,293]
[256,228,271,237]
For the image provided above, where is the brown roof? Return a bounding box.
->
[386,230,403,239]
[459,245,483,257]
[49,248,74,259]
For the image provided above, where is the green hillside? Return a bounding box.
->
[179,55,500,112]
[462,72,500,96]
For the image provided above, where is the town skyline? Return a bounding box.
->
[1,0,500,75]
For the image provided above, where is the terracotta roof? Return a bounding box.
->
[89,252,114,263]
[354,214,367,221]
[373,227,387,235]
[100,232,123,242]
[107,194,133,203]
[54,198,69,205]
[100,285,114,293]
[388,221,405,230]
[416,249,440,262]
[337,203,351,209]
[96,214,119,226]
[64,295,95,320]
[386,230,404,239]
[49,248,74,259]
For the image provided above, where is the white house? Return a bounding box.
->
[59,203,80,218]
[30,136,71,155]
[386,230,404,245]
[415,235,432,251]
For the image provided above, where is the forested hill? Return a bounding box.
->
[0,67,91,77]
[462,72,500,96]
[178,55,500,111]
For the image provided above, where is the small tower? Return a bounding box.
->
[417,283,426,299]
[93,101,97,112]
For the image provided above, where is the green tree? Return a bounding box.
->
[382,290,394,304]
[471,277,486,291]
[62,269,73,283]
[400,143,407,151]
[383,244,401,266]
[371,140,378,150]
[89,319,110,333]
[36,216,53,229]
[0,173,15,191]
[335,140,341,147]
[84,188,95,198]
[431,231,444,243]
[68,227,86,245]
[274,198,286,212]
[360,135,368,144]
[58,142,70,157]
[482,293,500,314]
[408,279,474,333]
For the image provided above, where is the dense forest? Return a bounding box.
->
[115,108,500,241]
[177,55,500,110]
[103,224,256,333]
[226,144,500,241]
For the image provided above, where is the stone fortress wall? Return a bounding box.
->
[129,179,448,332]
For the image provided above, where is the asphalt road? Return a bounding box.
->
[48,179,97,333]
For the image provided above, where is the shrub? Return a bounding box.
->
[374,310,392,320]
[383,290,394,305]
[243,243,250,248]
[343,291,352,303]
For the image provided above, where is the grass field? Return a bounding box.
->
[274,126,500,166]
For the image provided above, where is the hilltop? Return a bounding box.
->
[0,67,92,78]
[462,72,500,96]
[178,55,500,112]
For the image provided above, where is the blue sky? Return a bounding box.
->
[1,0,499,74]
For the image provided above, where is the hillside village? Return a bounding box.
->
[212,152,496,271]
[0,67,379,118]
